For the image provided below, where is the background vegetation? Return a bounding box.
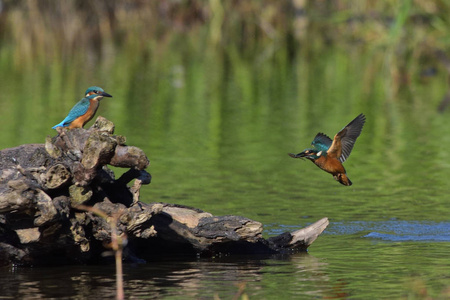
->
[1,0,450,93]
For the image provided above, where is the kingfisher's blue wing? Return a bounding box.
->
[311,133,332,152]
[52,98,90,128]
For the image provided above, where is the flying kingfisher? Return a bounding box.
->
[52,86,112,129]
[289,114,366,186]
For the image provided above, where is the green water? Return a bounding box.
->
[1,24,449,300]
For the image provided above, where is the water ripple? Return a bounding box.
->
[328,220,450,242]
[269,220,450,242]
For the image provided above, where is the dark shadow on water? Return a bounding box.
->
[0,253,328,299]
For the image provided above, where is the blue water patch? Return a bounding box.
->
[328,220,450,242]
[364,231,450,242]
[268,221,450,242]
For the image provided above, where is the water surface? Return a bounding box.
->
[1,221,448,299]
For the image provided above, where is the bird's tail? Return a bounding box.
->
[52,122,65,129]
[334,173,352,186]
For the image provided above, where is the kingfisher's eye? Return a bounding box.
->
[92,90,98,94]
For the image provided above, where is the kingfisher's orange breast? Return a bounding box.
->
[313,156,346,175]
[68,99,100,129]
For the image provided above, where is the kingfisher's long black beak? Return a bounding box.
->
[288,152,306,159]
[101,91,112,98]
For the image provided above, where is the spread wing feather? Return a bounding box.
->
[311,133,332,151]
[336,113,366,162]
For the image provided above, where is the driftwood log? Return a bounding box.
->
[0,117,329,266]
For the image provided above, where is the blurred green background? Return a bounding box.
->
[0,1,449,298]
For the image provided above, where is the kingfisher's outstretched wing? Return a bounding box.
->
[328,113,366,162]
[311,133,332,152]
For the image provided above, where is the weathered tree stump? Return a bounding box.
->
[0,117,329,267]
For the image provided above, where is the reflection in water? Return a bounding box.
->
[0,254,330,299]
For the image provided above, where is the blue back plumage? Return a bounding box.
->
[51,98,90,129]
[311,133,332,152]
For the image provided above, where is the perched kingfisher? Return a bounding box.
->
[289,114,366,186]
[52,86,112,129]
